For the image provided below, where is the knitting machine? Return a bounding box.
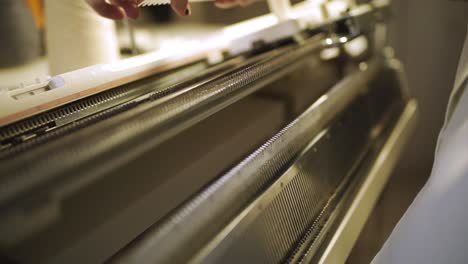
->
[0,0,417,263]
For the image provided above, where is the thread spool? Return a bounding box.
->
[45,0,120,75]
[266,0,291,21]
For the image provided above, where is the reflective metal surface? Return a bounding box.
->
[0,36,324,248]
[317,100,418,264]
[111,56,413,264]
[0,1,416,263]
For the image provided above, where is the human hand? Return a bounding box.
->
[85,0,191,19]
[86,0,256,20]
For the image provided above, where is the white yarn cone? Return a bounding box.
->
[45,0,120,75]
[267,0,291,21]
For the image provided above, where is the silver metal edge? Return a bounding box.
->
[317,99,419,264]
[189,130,329,264]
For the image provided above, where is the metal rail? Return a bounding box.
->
[0,35,327,246]
[111,58,384,264]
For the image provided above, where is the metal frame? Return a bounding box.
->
[317,100,418,264]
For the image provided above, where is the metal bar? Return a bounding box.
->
[0,42,291,206]
[317,99,418,264]
[0,37,327,246]
[111,58,383,264]
[0,58,245,156]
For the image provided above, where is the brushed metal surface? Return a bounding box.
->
[112,58,386,264]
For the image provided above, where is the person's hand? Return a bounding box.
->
[86,0,255,20]
[86,0,140,19]
[85,0,191,19]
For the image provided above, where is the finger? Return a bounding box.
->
[86,0,125,20]
[170,0,190,16]
[111,0,140,19]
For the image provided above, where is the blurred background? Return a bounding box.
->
[0,0,467,262]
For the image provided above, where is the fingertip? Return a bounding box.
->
[119,1,140,19]
[89,1,125,20]
[185,5,192,16]
[126,6,140,19]
[171,0,189,16]
[107,9,125,20]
